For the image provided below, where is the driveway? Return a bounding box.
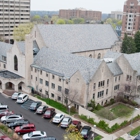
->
[0,93,65,140]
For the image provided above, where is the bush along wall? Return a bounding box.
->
[79,114,140,133]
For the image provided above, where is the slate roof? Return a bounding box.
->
[104,51,122,60]
[107,62,123,76]
[0,42,12,62]
[124,53,140,75]
[32,47,102,83]
[17,40,39,54]
[37,24,119,53]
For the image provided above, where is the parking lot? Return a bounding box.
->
[0,93,65,140]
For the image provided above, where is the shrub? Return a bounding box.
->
[110,98,115,104]
[95,104,103,111]
[120,120,128,127]
[70,106,77,113]
[87,118,94,124]
[111,123,120,131]
[79,114,88,122]
[97,120,108,129]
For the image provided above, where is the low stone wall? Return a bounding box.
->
[79,105,140,127]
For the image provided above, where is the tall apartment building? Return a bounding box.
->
[59,8,102,21]
[121,0,140,38]
[110,11,123,20]
[0,0,30,42]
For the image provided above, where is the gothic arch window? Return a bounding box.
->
[14,55,18,71]
[89,54,92,58]
[97,53,101,59]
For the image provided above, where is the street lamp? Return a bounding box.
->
[68,105,71,115]
[93,125,96,133]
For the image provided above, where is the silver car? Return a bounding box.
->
[60,117,72,128]
[11,92,21,100]
[1,114,23,124]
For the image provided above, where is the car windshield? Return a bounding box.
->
[45,111,50,114]
[54,116,60,119]
[81,129,88,135]
[31,103,37,107]
[28,132,33,137]
[13,93,18,96]
[62,120,68,123]
[17,97,22,100]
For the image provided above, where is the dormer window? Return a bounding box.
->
[2,56,6,61]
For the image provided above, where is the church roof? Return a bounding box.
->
[0,42,12,62]
[37,24,119,53]
[32,47,102,83]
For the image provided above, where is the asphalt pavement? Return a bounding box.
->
[0,93,65,140]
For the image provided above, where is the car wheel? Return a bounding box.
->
[11,126,14,129]
[3,121,6,124]
[17,132,20,135]
[26,139,29,140]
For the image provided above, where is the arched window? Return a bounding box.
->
[89,54,92,58]
[97,53,101,59]
[14,55,18,71]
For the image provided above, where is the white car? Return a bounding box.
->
[52,113,65,123]
[60,117,72,128]
[16,94,29,104]
[11,92,21,100]
[1,114,23,123]
[23,131,47,140]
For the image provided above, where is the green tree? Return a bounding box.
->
[116,20,122,26]
[134,31,140,52]
[65,19,74,24]
[121,34,136,54]
[13,23,34,41]
[56,19,65,24]
[51,16,59,23]
[72,18,85,24]
[32,15,41,22]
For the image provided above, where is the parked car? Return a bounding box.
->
[60,117,72,128]
[80,126,92,139]
[71,120,82,131]
[11,92,21,100]
[0,105,9,112]
[134,134,140,140]
[16,94,28,104]
[0,110,14,118]
[43,108,55,119]
[1,114,23,124]
[8,119,30,129]
[15,123,36,135]
[52,113,64,123]
[36,105,48,114]
[22,131,47,140]
[0,136,11,140]
[30,101,42,111]
[41,136,56,140]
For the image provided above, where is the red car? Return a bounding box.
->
[15,123,35,135]
[0,136,11,140]
[43,108,55,119]
[71,120,82,131]
[0,110,14,118]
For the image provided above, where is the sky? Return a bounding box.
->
[31,0,126,13]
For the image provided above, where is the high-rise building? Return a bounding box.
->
[110,11,123,20]
[59,8,102,21]
[0,0,30,42]
[121,0,140,38]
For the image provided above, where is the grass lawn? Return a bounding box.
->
[94,135,102,140]
[116,137,125,140]
[130,126,140,136]
[111,103,133,118]
[36,95,69,114]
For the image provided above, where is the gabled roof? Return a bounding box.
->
[0,42,12,62]
[104,51,122,60]
[32,47,102,83]
[37,24,119,53]
[107,62,123,76]
[124,53,140,75]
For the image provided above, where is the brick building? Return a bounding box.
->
[121,0,140,38]
[59,8,102,21]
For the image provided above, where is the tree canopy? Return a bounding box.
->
[56,19,66,24]
[121,34,136,54]
[134,31,140,52]
[13,23,34,41]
